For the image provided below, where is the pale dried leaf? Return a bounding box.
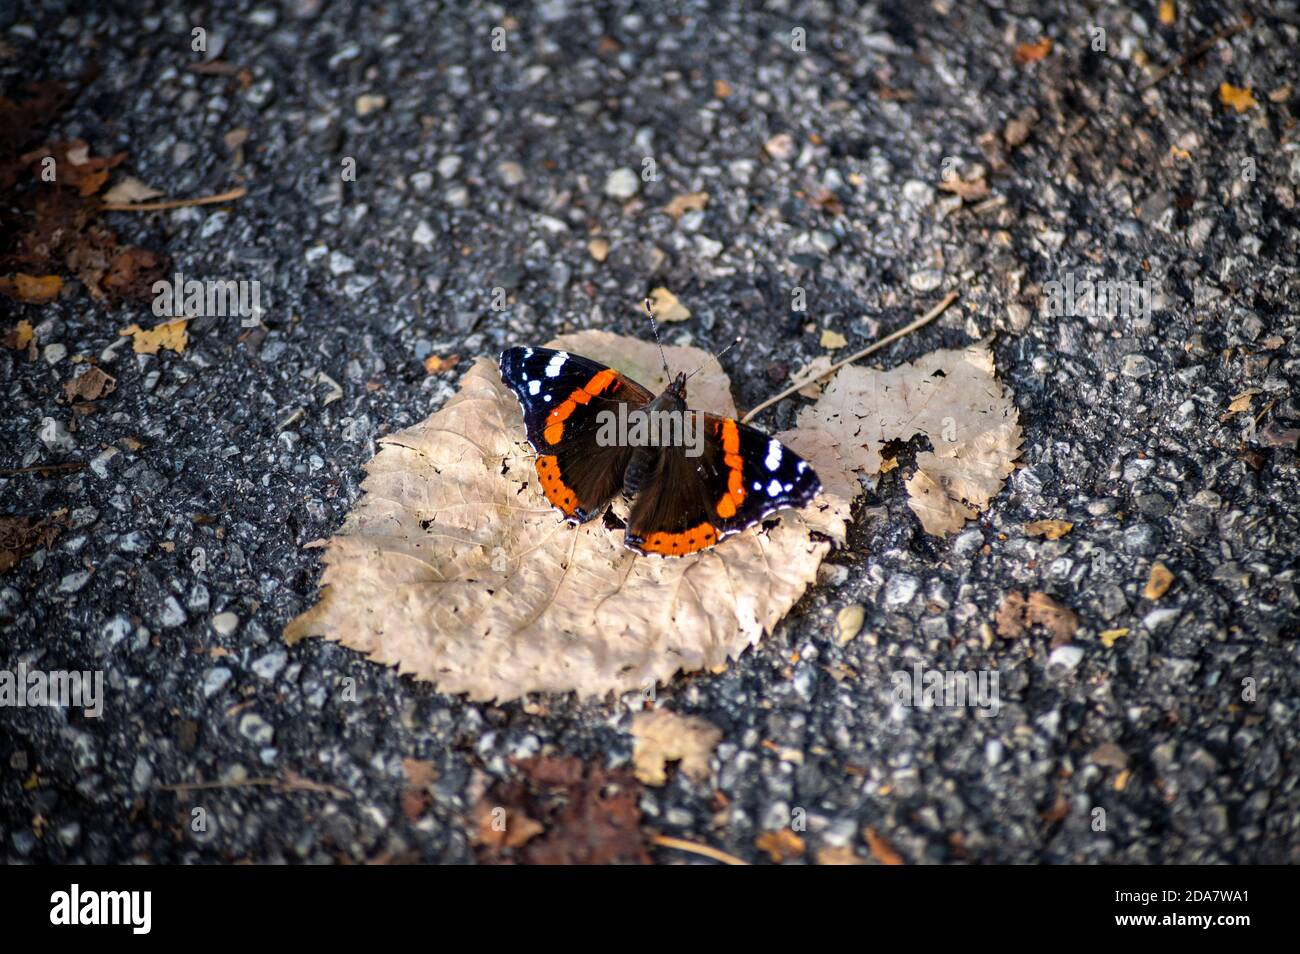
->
[286,331,848,701]
[630,709,722,785]
[647,287,690,322]
[102,176,164,204]
[797,341,1021,536]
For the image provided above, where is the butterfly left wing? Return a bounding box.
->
[624,413,822,557]
[498,346,655,524]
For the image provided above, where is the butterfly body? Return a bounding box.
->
[498,346,821,557]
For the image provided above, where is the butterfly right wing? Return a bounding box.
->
[498,347,655,524]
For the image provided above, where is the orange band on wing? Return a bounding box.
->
[535,454,579,516]
[543,368,619,445]
[635,521,719,556]
[714,418,747,518]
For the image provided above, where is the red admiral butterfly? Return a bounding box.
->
[499,317,821,557]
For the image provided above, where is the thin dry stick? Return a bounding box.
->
[100,186,248,212]
[157,772,350,800]
[1142,15,1253,90]
[741,291,958,424]
[652,834,750,866]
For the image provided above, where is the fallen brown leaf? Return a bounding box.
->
[662,191,709,221]
[0,515,63,574]
[816,845,866,865]
[62,366,116,402]
[1219,83,1258,113]
[1014,37,1053,64]
[102,176,164,205]
[1024,519,1073,540]
[995,590,1079,647]
[755,829,805,862]
[2,320,34,350]
[646,286,691,322]
[864,827,904,865]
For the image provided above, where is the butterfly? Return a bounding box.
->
[498,338,821,557]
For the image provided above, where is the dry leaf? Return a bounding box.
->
[713,79,733,99]
[1099,628,1129,648]
[1024,519,1073,540]
[816,845,866,865]
[662,191,709,221]
[1219,83,1258,113]
[789,355,834,398]
[102,176,164,205]
[1,515,63,574]
[1014,37,1053,64]
[995,590,1079,647]
[1227,387,1261,413]
[286,330,849,701]
[3,319,34,350]
[474,757,648,865]
[630,709,722,786]
[864,827,904,865]
[62,366,116,402]
[937,176,990,202]
[587,238,609,262]
[646,286,691,322]
[0,273,62,303]
[835,604,864,645]
[1159,0,1176,25]
[796,340,1021,537]
[1143,562,1174,600]
[755,829,805,862]
[819,328,848,350]
[26,140,126,196]
[423,354,460,374]
[119,319,188,354]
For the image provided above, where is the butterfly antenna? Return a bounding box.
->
[643,296,672,378]
[685,336,743,381]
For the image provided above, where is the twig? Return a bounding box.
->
[1141,15,1253,90]
[740,291,959,424]
[0,461,85,476]
[651,834,750,866]
[157,771,351,800]
[100,186,248,212]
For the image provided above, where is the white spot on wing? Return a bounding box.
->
[527,379,541,396]
[544,352,567,377]
[752,481,762,491]
[797,460,808,474]
[765,439,782,471]
[767,478,783,497]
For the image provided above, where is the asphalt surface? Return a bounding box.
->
[2,0,1298,864]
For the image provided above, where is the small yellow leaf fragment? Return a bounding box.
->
[423,354,460,374]
[1144,562,1174,600]
[713,79,733,99]
[1227,387,1261,413]
[820,328,848,350]
[0,273,62,304]
[1219,83,1258,114]
[1158,0,1176,26]
[835,604,865,645]
[1024,519,1073,540]
[587,237,609,262]
[119,319,189,354]
[1099,627,1130,648]
[663,191,709,220]
[817,845,866,865]
[647,286,690,322]
[755,829,805,862]
[5,319,34,349]
[1115,769,1131,791]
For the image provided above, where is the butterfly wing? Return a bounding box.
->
[624,413,822,556]
[499,347,655,524]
